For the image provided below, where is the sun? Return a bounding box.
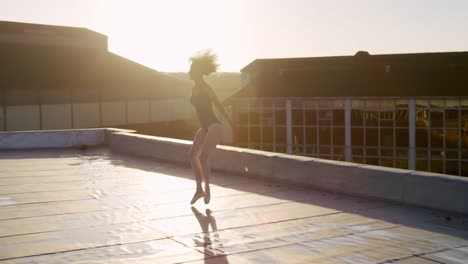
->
[104,0,233,72]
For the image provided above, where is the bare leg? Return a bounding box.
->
[189,128,207,204]
[200,123,224,204]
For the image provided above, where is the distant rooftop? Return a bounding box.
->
[0,20,107,49]
[234,51,468,98]
[241,51,468,72]
[0,21,187,100]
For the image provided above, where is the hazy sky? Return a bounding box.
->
[1,0,468,72]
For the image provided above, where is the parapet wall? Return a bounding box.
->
[1,128,467,215]
[108,131,468,215]
[0,129,105,149]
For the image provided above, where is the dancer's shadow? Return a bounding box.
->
[191,207,229,263]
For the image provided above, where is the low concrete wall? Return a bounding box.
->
[0,128,132,150]
[109,132,191,163]
[108,131,468,215]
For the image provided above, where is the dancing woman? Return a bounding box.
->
[188,50,233,204]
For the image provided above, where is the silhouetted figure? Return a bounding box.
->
[188,50,233,205]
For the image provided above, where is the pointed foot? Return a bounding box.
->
[191,190,205,205]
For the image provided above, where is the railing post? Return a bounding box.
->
[2,88,6,131]
[98,87,103,127]
[458,98,462,176]
[247,100,251,149]
[345,99,352,162]
[408,98,416,170]
[39,103,43,130]
[232,102,238,145]
[70,87,74,129]
[286,99,293,154]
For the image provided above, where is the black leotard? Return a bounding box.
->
[191,86,220,131]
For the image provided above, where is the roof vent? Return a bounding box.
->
[354,51,370,57]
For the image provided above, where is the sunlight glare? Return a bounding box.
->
[105,0,234,71]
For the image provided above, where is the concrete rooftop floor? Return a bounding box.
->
[0,148,467,264]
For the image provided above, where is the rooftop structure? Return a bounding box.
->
[0,20,107,49]
[0,21,190,132]
[228,52,468,176]
[233,51,468,99]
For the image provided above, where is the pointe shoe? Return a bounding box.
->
[204,188,211,204]
[191,190,205,205]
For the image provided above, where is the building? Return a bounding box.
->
[228,52,468,176]
[234,51,468,98]
[0,21,190,132]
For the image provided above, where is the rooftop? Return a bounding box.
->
[234,51,468,98]
[0,21,107,49]
[241,51,468,72]
[0,21,187,98]
[0,130,467,263]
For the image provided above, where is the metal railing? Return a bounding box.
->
[232,97,468,176]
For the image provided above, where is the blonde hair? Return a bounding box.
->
[189,49,219,76]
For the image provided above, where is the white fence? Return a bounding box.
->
[232,97,468,176]
[0,98,192,131]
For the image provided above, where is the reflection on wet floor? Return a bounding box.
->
[191,207,229,263]
[0,148,467,263]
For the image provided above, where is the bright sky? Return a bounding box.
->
[1,0,468,72]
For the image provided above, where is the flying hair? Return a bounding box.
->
[189,49,219,76]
